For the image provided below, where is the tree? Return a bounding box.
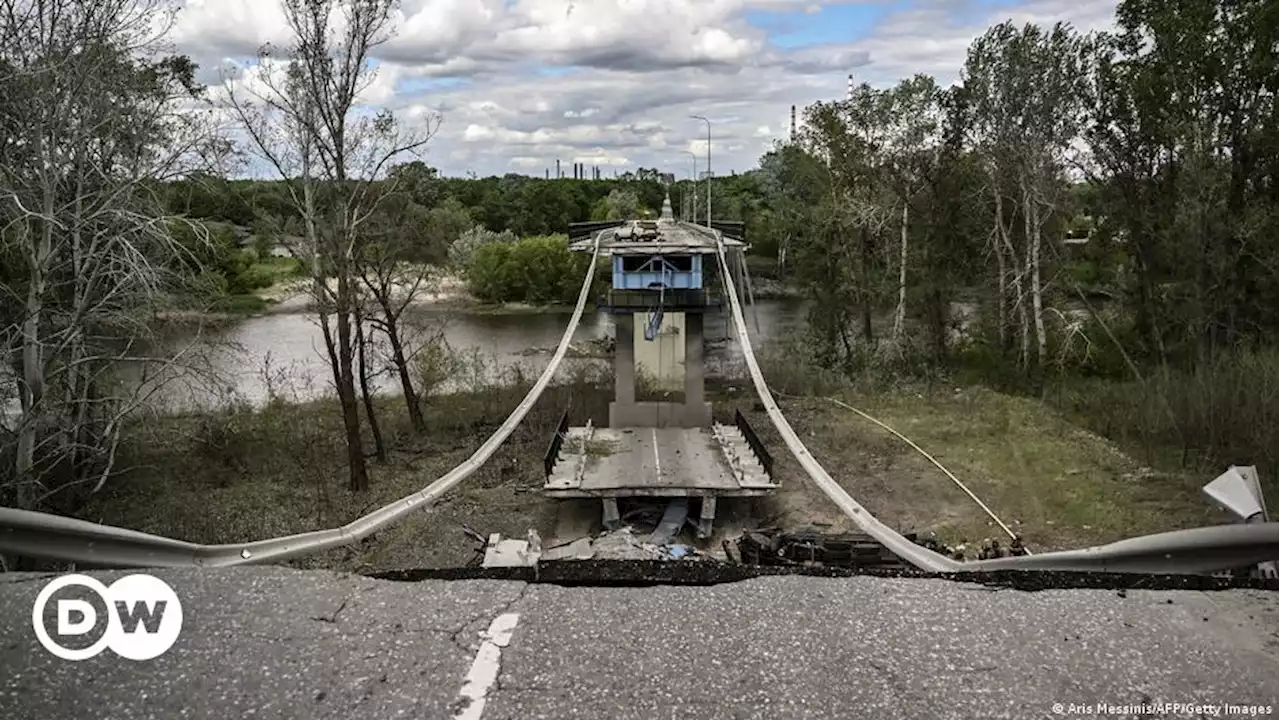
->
[963,21,1093,377]
[594,188,640,220]
[0,0,226,510]
[358,191,436,433]
[223,0,434,492]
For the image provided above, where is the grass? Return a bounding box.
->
[582,438,620,457]
[210,293,271,315]
[80,372,613,572]
[742,332,1235,551]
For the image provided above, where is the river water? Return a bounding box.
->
[143,299,810,411]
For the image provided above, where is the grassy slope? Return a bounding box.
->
[723,385,1224,551]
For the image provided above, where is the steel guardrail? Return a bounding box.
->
[698,222,1279,575]
[734,409,773,478]
[543,410,571,478]
[0,232,607,567]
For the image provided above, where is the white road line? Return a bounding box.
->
[453,612,521,720]
[651,428,662,480]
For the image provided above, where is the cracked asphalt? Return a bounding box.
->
[1,567,1276,719]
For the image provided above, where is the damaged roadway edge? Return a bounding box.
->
[368,559,1280,592]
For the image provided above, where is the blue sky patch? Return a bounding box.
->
[396,77,468,94]
[746,2,900,49]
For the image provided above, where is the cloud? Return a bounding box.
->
[182,0,1120,178]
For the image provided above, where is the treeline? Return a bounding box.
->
[673,0,1276,380]
[165,162,666,253]
[670,0,1277,480]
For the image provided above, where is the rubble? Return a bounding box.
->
[542,527,705,562]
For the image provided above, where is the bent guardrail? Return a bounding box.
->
[701,222,1279,576]
[0,231,606,569]
[0,224,1276,576]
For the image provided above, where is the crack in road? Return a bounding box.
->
[447,583,531,654]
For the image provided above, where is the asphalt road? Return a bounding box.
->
[2,568,1276,720]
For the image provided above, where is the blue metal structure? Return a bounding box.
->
[611,254,703,291]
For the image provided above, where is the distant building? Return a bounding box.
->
[660,173,675,185]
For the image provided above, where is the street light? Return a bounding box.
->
[689,114,711,227]
[681,150,698,223]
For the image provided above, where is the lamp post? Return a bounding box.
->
[689,115,711,227]
[681,150,697,223]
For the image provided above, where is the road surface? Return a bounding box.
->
[2,568,1276,719]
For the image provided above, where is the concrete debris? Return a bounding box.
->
[542,527,706,563]
[481,531,543,568]
[907,531,1027,561]
[735,528,905,569]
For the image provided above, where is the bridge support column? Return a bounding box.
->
[610,311,711,428]
[614,314,634,405]
[684,312,705,409]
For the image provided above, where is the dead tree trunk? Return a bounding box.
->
[893,202,909,341]
[1025,189,1047,372]
[330,272,369,492]
[355,309,386,462]
[379,305,425,432]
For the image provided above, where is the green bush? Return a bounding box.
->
[448,225,516,271]
[466,234,594,304]
[1049,347,1278,493]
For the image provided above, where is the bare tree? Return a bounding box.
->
[357,191,441,433]
[222,0,433,491]
[880,75,945,345]
[0,0,228,510]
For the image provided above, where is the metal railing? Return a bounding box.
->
[704,223,1279,575]
[0,232,607,568]
[544,411,571,478]
[734,409,773,478]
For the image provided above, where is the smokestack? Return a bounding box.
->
[556,159,561,178]
[790,105,796,141]
[847,74,853,101]
[545,168,549,179]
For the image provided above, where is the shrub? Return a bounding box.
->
[448,225,516,272]
[466,234,594,304]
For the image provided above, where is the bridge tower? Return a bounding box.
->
[545,198,776,541]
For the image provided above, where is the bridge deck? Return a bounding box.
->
[569,222,744,255]
[544,426,775,498]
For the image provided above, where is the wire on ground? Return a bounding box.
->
[773,391,1024,548]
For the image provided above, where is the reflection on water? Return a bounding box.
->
[141,299,811,410]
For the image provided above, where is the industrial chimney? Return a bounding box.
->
[790,105,796,141]
[556,159,561,178]
[847,74,854,101]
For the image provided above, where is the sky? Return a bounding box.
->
[171,0,1120,179]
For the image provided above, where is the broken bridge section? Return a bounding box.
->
[549,209,775,539]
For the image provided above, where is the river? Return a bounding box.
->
[140,299,811,411]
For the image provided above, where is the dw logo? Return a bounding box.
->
[31,574,183,661]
